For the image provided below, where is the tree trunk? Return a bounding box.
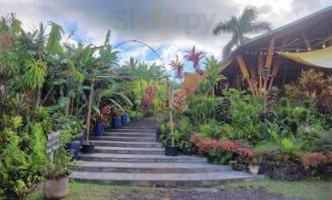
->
[35,87,41,110]
[85,79,95,144]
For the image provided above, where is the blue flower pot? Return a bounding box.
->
[76,134,84,146]
[95,122,104,136]
[66,140,80,159]
[112,117,121,129]
[121,113,128,126]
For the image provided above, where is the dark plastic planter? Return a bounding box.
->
[95,122,104,136]
[165,145,178,156]
[66,140,80,159]
[121,113,128,126]
[112,117,121,129]
[156,128,162,142]
[81,144,95,154]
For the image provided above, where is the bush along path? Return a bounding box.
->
[70,117,255,186]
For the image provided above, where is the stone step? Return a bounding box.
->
[90,136,156,142]
[79,153,207,163]
[89,140,162,148]
[103,132,156,137]
[75,161,232,173]
[70,171,255,186]
[108,128,156,133]
[94,146,164,155]
[125,124,157,127]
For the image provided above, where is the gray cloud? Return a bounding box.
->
[0,0,331,62]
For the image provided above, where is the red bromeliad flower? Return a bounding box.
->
[184,46,206,74]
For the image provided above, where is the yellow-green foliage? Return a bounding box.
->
[0,123,47,199]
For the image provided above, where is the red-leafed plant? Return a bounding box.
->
[185,46,206,74]
[141,84,157,108]
[190,133,256,159]
[170,55,184,78]
[300,152,329,167]
[100,105,112,124]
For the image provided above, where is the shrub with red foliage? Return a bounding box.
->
[236,147,256,158]
[300,152,332,168]
[190,133,255,159]
[142,84,157,108]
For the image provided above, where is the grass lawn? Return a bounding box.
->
[27,179,331,200]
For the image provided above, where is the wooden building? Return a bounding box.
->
[219,6,332,96]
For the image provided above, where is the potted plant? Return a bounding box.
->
[41,148,73,199]
[111,108,121,129]
[121,112,129,126]
[165,135,178,156]
[248,158,260,175]
[76,132,84,146]
[94,113,105,136]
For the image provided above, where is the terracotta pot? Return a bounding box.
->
[44,176,69,199]
[249,164,260,175]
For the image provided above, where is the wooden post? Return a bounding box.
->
[268,58,281,91]
[169,76,175,147]
[85,78,95,144]
[236,55,255,96]
[263,37,275,92]
[268,37,288,91]
[218,58,233,73]
[258,53,263,92]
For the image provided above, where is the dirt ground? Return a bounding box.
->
[118,187,305,200]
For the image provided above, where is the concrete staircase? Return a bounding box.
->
[70,118,254,186]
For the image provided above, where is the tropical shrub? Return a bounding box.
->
[0,123,47,199]
[186,94,219,124]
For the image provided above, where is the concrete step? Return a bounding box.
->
[90,136,156,142]
[94,146,164,155]
[108,128,156,133]
[89,140,162,148]
[79,153,207,163]
[103,132,156,137]
[75,161,232,173]
[70,171,255,186]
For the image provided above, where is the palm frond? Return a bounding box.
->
[46,22,64,55]
[250,21,272,33]
[113,92,134,107]
[240,6,258,25]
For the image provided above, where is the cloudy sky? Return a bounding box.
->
[0,0,331,70]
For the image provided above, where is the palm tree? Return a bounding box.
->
[184,46,206,74]
[213,6,271,58]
